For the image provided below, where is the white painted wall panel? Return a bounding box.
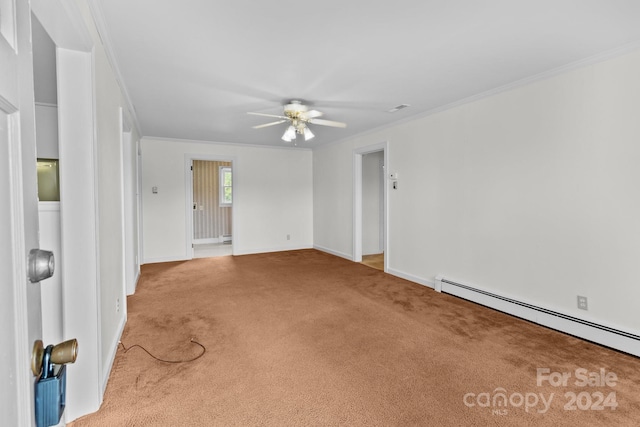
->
[313,49,640,335]
[312,142,354,258]
[35,104,58,158]
[142,139,313,261]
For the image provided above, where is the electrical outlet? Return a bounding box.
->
[577,295,588,311]
[286,234,291,240]
[116,298,120,313]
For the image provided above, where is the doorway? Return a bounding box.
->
[353,142,388,272]
[361,151,384,270]
[186,156,235,258]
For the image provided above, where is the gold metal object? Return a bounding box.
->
[31,340,44,376]
[31,338,79,376]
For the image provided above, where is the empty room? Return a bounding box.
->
[3,1,640,426]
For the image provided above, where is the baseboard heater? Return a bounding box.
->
[434,275,640,358]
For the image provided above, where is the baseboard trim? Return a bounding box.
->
[435,275,640,358]
[143,255,189,264]
[313,245,352,261]
[132,269,140,294]
[101,313,126,395]
[233,245,314,256]
[387,268,435,289]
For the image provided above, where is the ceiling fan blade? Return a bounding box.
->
[247,112,287,119]
[253,120,287,129]
[304,110,323,119]
[308,118,347,128]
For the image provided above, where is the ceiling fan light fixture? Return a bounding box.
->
[303,126,314,141]
[249,100,347,143]
[282,125,296,142]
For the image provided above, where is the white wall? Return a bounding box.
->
[81,0,131,392]
[34,104,59,158]
[142,138,313,262]
[362,151,383,255]
[313,49,640,335]
[313,142,354,259]
[32,14,57,105]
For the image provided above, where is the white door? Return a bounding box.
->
[1,0,43,425]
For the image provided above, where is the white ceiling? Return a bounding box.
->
[93,0,640,148]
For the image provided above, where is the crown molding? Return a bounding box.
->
[86,0,142,137]
[141,136,313,152]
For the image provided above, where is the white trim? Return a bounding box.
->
[233,245,314,256]
[387,268,435,289]
[144,255,189,264]
[37,200,61,211]
[0,95,18,113]
[136,139,144,266]
[90,43,105,402]
[118,107,128,297]
[31,0,93,51]
[133,269,140,288]
[353,152,362,263]
[34,101,58,108]
[144,135,312,152]
[437,275,640,358]
[185,157,194,259]
[219,165,232,207]
[353,142,389,271]
[313,245,352,261]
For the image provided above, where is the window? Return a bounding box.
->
[219,166,232,206]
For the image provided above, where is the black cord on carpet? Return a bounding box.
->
[118,338,206,363]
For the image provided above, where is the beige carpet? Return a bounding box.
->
[70,250,640,426]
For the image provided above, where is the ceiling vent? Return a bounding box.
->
[387,104,410,113]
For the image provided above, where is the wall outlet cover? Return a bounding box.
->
[577,295,588,310]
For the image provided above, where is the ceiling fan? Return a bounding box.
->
[248,100,346,142]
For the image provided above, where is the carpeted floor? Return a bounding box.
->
[70,250,640,426]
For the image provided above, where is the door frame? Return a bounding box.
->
[184,154,237,258]
[353,141,388,271]
[121,108,139,295]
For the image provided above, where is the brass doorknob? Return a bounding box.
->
[31,338,79,376]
